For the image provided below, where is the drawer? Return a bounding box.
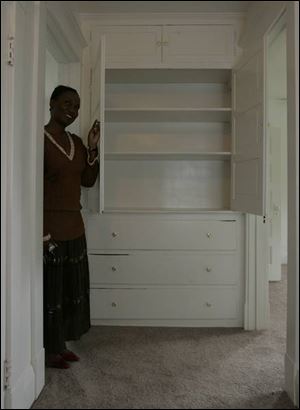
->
[89,252,238,286]
[87,217,237,250]
[90,287,239,320]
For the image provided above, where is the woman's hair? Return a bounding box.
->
[50,85,78,101]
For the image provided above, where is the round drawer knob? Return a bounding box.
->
[206,232,212,238]
[205,302,212,308]
[112,232,118,238]
[111,302,117,307]
[206,267,212,272]
[111,266,117,272]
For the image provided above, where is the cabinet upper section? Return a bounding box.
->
[90,24,237,68]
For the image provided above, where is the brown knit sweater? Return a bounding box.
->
[44,133,99,240]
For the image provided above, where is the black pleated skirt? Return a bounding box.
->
[43,234,91,354]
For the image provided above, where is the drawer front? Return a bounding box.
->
[89,253,238,286]
[87,218,237,250]
[90,287,239,320]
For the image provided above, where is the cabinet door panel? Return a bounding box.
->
[163,25,234,67]
[88,36,105,213]
[231,52,266,215]
[92,26,162,67]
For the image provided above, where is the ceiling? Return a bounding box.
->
[67,1,250,15]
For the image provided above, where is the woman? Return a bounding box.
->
[43,85,100,369]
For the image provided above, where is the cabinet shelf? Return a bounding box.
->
[105,152,231,161]
[106,69,232,84]
[105,108,232,123]
[103,207,233,214]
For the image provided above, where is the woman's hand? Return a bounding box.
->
[88,120,100,149]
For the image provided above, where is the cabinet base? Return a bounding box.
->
[91,319,244,327]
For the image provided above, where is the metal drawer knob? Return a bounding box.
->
[112,232,118,238]
[111,302,117,307]
[206,232,212,238]
[205,302,212,308]
[111,266,117,272]
[206,267,212,272]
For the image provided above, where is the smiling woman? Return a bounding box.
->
[43,85,100,369]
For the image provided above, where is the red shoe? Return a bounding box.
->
[46,354,70,369]
[61,349,80,362]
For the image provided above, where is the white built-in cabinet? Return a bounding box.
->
[82,21,265,327]
[90,25,235,68]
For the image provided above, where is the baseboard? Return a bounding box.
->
[91,319,244,327]
[32,347,45,399]
[5,364,35,409]
[285,353,299,406]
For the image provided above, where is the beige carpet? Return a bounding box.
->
[32,267,297,409]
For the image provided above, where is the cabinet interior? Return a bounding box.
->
[102,68,232,213]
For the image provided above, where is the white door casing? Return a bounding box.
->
[2,1,41,408]
[88,36,105,213]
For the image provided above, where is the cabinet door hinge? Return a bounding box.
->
[89,68,92,88]
[4,360,12,390]
[7,36,15,66]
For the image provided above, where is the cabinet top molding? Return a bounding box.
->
[79,12,245,27]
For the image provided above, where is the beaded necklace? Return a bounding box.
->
[44,129,75,161]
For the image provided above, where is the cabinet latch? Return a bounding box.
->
[7,36,15,66]
[4,359,12,390]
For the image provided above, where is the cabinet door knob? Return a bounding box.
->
[206,267,212,272]
[111,266,117,272]
[112,232,118,238]
[206,232,212,238]
[111,302,117,307]
[205,302,212,308]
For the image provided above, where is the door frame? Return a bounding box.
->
[261,4,299,406]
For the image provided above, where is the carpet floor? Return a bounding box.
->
[32,267,297,409]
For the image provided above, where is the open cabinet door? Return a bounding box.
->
[88,36,105,213]
[231,51,266,216]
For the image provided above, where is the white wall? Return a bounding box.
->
[45,49,59,123]
[44,48,81,134]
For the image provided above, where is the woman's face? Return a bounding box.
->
[50,91,80,127]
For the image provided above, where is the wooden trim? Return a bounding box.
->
[244,215,256,330]
[79,12,245,26]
